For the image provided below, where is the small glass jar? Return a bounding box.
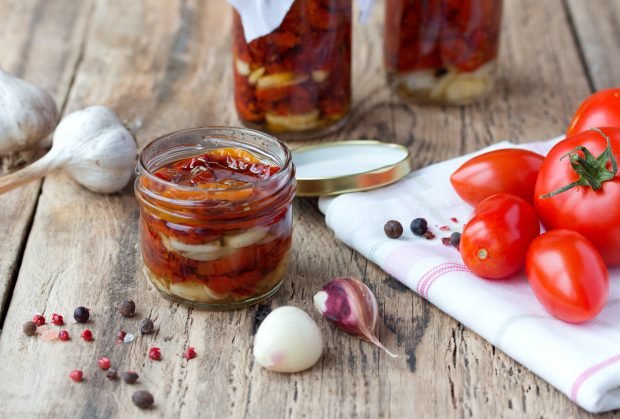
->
[384,0,503,105]
[135,127,296,310]
[232,0,352,139]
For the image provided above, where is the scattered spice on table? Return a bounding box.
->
[439,225,451,232]
[81,329,93,342]
[116,330,127,343]
[23,321,37,336]
[119,300,135,317]
[51,313,64,326]
[140,318,154,335]
[32,314,45,326]
[58,330,70,341]
[132,390,154,409]
[69,370,83,383]
[423,231,436,240]
[98,357,111,370]
[148,347,161,361]
[74,307,90,323]
[183,346,197,360]
[123,371,139,384]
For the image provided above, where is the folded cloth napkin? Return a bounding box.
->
[319,139,620,414]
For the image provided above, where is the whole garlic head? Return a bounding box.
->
[0,68,58,153]
[52,106,137,193]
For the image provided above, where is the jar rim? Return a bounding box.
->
[137,126,293,194]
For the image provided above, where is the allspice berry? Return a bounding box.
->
[132,390,154,409]
[140,318,154,335]
[384,220,403,239]
[123,371,139,384]
[23,321,37,336]
[106,367,118,380]
[119,300,136,317]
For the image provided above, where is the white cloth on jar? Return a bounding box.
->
[228,0,375,42]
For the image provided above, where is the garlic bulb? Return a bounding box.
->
[0,68,58,154]
[0,106,137,194]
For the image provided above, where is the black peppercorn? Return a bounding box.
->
[450,232,461,248]
[384,220,403,239]
[123,371,139,384]
[140,318,154,335]
[23,321,37,336]
[119,300,136,317]
[74,306,90,323]
[106,367,118,380]
[132,390,154,409]
[410,218,428,236]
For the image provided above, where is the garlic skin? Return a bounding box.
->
[0,105,136,195]
[253,306,323,373]
[0,68,58,153]
[51,106,137,193]
[314,277,397,358]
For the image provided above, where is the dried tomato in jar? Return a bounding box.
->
[232,0,352,139]
[135,128,296,309]
[384,0,503,105]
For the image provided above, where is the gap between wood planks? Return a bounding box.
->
[562,0,596,92]
[0,0,96,330]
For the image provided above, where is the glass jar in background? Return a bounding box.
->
[384,0,503,105]
[232,0,352,139]
[135,127,296,310]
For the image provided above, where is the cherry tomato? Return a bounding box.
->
[450,149,544,206]
[526,230,608,323]
[534,127,620,266]
[460,194,540,279]
[567,88,620,136]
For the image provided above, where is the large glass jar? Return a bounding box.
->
[232,0,352,139]
[384,0,503,105]
[135,127,296,310]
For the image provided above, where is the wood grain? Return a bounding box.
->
[0,0,93,323]
[0,0,617,418]
[566,0,620,90]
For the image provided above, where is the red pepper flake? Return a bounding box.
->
[439,226,451,232]
[58,330,70,341]
[81,329,93,342]
[33,314,46,326]
[98,357,111,370]
[450,217,459,223]
[116,330,127,343]
[51,313,64,326]
[148,347,161,361]
[69,370,83,382]
[423,231,436,240]
[441,237,452,246]
[183,346,197,360]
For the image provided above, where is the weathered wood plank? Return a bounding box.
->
[0,0,616,418]
[566,0,620,90]
[0,0,93,323]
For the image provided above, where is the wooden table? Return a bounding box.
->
[0,0,618,417]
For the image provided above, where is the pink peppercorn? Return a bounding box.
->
[98,357,111,370]
[33,314,45,326]
[148,347,161,361]
[58,330,70,341]
[81,329,93,342]
[183,346,197,360]
[51,313,64,326]
[69,370,83,382]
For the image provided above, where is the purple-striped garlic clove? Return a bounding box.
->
[313,277,397,358]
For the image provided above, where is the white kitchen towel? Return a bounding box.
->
[229,0,375,42]
[319,139,620,414]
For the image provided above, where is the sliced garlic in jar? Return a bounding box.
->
[429,70,458,99]
[235,58,251,76]
[265,110,320,131]
[168,236,222,253]
[223,226,270,249]
[248,67,266,85]
[443,76,491,103]
[401,69,437,91]
[169,281,224,302]
[256,72,308,89]
[311,70,329,83]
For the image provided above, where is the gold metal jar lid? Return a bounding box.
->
[292,140,412,197]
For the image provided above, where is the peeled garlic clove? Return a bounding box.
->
[429,70,458,99]
[235,58,251,76]
[223,226,269,249]
[314,277,397,358]
[0,68,58,154]
[265,110,320,131]
[168,236,222,253]
[253,306,323,373]
[443,76,491,103]
[401,69,437,91]
[256,72,308,89]
[248,67,266,85]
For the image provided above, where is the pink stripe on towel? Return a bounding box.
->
[571,354,620,402]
